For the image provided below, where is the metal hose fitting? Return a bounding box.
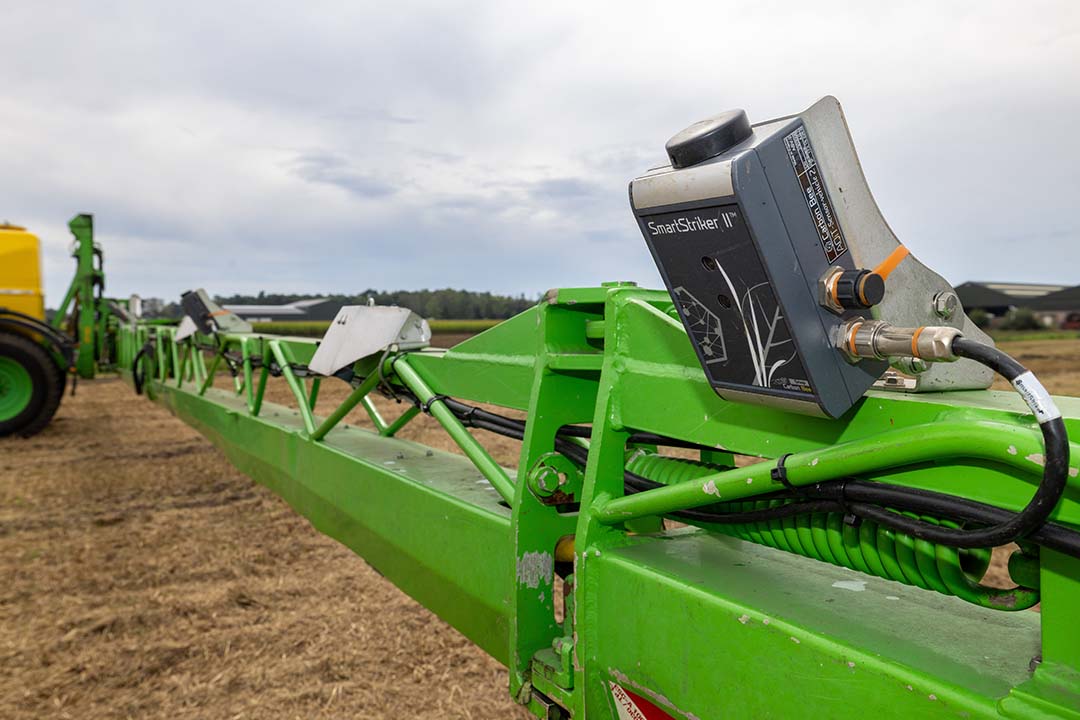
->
[838,320,962,362]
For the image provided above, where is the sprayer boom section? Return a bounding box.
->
[113,97,1079,718]
[115,283,1080,719]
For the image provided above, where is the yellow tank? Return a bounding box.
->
[0,223,45,320]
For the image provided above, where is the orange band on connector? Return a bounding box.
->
[874,245,910,280]
[911,326,925,358]
[209,310,231,317]
[848,322,863,357]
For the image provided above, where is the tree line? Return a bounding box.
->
[193,288,541,320]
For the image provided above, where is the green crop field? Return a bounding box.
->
[987,329,1080,342]
[252,318,501,338]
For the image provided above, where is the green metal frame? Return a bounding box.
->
[115,283,1080,719]
[51,214,115,378]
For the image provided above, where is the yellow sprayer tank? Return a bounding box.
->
[0,223,45,320]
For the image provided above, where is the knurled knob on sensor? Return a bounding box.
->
[834,269,885,310]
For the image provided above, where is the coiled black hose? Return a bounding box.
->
[395,348,1078,557]
[132,340,155,395]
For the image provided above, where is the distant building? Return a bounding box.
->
[955,281,1079,328]
[955,282,1068,315]
[954,283,1017,317]
[1028,287,1080,329]
[223,297,341,323]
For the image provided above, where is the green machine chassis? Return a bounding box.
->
[51,213,115,379]
[116,284,1080,719]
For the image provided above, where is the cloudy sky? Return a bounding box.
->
[3,1,1078,303]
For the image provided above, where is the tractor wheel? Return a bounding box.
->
[0,332,65,437]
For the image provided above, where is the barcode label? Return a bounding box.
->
[784,125,848,263]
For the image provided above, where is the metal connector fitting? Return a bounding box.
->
[818,266,845,314]
[838,320,962,362]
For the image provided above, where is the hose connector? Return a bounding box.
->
[838,320,963,362]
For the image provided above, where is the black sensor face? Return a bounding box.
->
[181,289,216,335]
[632,99,992,416]
[630,103,894,418]
[640,204,815,401]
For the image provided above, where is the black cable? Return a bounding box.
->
[952,337,1026,381]
[688,479,1080,557]
[398,363,1076,556]
[846,337,1072,548]
[438,395,723,455]
[558,424,721,452]
[472,418,524,440]
[612,463,1080,557]
[676,500,846,524]
[823,481,1080,557]
[132,340,155,395]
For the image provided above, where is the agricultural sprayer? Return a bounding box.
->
[12,97,1080,718]
[0,214,123,436]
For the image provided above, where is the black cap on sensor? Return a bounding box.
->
[665,109,752,169]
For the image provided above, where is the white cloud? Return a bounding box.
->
[1,1,1077,303]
